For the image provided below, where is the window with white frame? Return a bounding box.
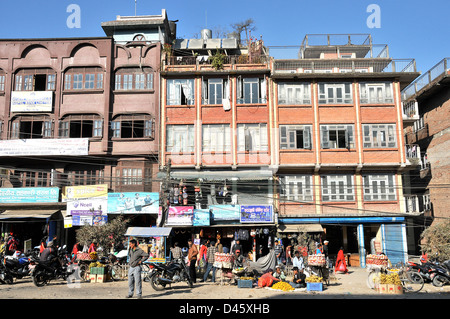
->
[280,175,313,202]
[115,67,154,91]
[167,79,195,105]
[318,83,352,104]
[59,114,103,138]
[320,124,354,149]
[362,124,396,148]
[277,82,311,105]
[237,77,266,104]
[359,82,393,104]
[166,124,195,153]
[363,174,396,201]
[0,74,5,91]
[202,78,230,105]
[321,174,355,201]
[279,125,312,150]
[64,67,103,91]
[237,123,268,152]
[15,69,56,91]
[10,115,53,139]
[202,124,231,153]
[111,114,154,139]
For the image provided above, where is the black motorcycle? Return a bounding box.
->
[407,260,434,282]
[0,254,35,284]
[31,245,75,287]
[148,258,193,291]
[430,260,450,287]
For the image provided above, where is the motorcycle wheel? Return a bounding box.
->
[149,272,167,291]
[32,270,48,287]
[432,274,447,287]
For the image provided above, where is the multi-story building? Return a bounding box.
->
[401,57,450,252]
[0,10,175,247]
[271,34,420,265]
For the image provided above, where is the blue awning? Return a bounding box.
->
[279,216,405,225]
[124,227,172,238]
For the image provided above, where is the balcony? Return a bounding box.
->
[402,100,419,124]
[405,144,421,166]
[404,194,432,214]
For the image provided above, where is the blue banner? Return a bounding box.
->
[210,205,240,221]
[0,187,59,203]
[193,209,210,226]
[108,192,159,214]
[240,205,273,223]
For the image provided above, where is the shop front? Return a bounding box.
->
[278,216,408,267]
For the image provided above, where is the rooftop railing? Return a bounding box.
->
[402,57,450,100]
[165,54,271,67]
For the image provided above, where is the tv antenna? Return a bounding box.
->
[135,0,137,16]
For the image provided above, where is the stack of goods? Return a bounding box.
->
[89,262,107,283]
[306,275,323,292]
[377,272,403,294]
[213,253,235,269]
[307,254,326,266]
[366,254,388,266]
[271,281,295,291]
[305,275,323,283]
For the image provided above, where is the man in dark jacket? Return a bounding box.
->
[126,239,149,299]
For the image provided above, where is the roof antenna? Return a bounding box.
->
[135,0,137,16]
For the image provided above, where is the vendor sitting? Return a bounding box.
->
[233,250,245,269]
[273,265,286,281]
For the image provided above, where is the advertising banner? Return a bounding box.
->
[193,209,210,226]
[166,206,194,226]
[11,91,53,112]
[0,138,89,156]
[107,192,159,214]
[210,205,240,221]
[0,187,59,203]
[67,197,107,216]
[240,205,274,223]
[62,184,108,202]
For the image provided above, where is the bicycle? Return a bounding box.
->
[367,263,424,293]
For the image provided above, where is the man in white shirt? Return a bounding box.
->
[292,250,304,270]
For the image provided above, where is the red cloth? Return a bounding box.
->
[335,250,348,273]
[88,243,97,253]
[258,272,278,288]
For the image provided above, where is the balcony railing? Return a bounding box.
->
[404,194,432,214]
[402,57,450,100]
[273,59,416,74]
[166,54,270,67]
[402,100,419,122]
[405,144,421,165]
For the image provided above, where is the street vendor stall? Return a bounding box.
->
[124,227,173,264]
[213,252,235,285]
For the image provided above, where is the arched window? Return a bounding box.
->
[111,114,154,139]
[59,114,103,138]
[64,67,103,91]
[114,67,154,91]
[14,68,56,91]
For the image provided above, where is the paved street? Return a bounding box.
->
[0,266,449,300]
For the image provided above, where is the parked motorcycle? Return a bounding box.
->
[407,261,434,282]
[430,260,450,287]
[148,258,193,291]
[31,245,75,287]
[0,252,36,284]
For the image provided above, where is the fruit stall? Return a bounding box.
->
[124,226,173,263]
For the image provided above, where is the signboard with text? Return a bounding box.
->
[11,91,53,112]
[240,205,274,223]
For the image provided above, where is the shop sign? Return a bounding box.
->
[0,138,89,156]
[107,192,159,214]
[72,214,107,226]
[193,209,210,226]
[210,205,240,221]
[67,197,108,226]
[240,205,274,223]
[0,187,59,203]
[11,91,53,112]
[166,206,194,226]
[62,184,108,202]
[64,217,73,228]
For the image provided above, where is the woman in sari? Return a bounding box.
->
[335,247,348,273]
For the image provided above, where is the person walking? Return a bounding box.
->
[188,239,198,283]
[126,239,149,299]
[202,241,217,283]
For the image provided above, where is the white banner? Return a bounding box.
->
[11,91,53,112]
[0,138,89,156]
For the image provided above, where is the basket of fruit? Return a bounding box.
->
[306,275,323,291]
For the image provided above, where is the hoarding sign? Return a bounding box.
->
[11,91,53,112]
[62,184,108,202]
[166,206,194,226]
[0,187,59,203]
[210,205,240,221]
[240,205,274,223]
[67,197,108,216]
[107,192,159,214]
[0,138,89,157]
[193,209,210,226]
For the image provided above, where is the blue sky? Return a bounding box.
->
[0,0,448,74]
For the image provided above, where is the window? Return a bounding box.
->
[362,124,396,148]
[360,82,393,104]
[14,69,56,91]
[10,116,53,139]
[111,114,154,139]
[278,83,311,105]
[0,74,5,91]
[202,78,230,105]
[237,77,266,104]
[318,83,352,104]
[167,79,194,105]
[13,169,52,187]
[120,168,143,185]
[64,67,103,91]
[59,114,103,138]
[280,125,312,149]
[64,166,105,186]
[115,67,154,91]
[202,124,231,153]
[166,124,195,153]
[363,174,396,201]
[321,174,354,201]
[320,124,354,149]
[237,123,268,152]
[280,175,313,202]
